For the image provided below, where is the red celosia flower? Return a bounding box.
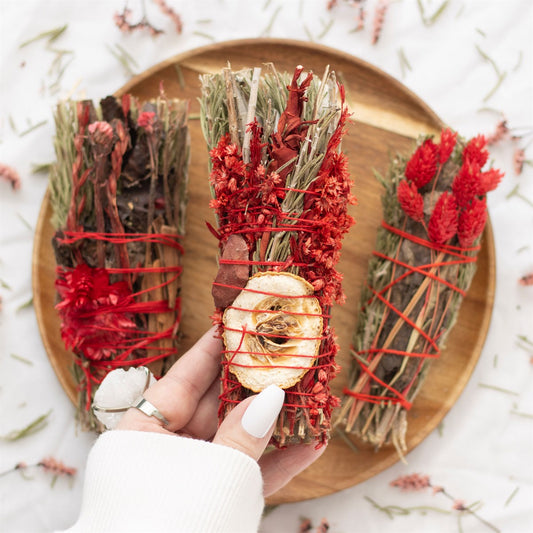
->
[428,191,458,245]
[405,139,438,188]
[438,128,457,164]
[137,111,156,134]
[462,134,489,168]
[452,160,481,208]
[397,179,425,221]
[478,167,504,194]
[457,196,487,247]
[56,263,137,361]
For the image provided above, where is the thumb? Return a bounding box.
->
[212,385,285,461]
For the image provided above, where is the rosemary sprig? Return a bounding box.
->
[1,411,51,441]
[19,24,67,48]
[477,383,520,396]
[10,353,34,366]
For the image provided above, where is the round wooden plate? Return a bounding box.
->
[32,39,495,505]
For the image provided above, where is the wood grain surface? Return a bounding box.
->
[32,39,496,504]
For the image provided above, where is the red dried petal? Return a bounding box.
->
[428,191,458,245]
[457,197,487,247]
[478,168,504,194]
[397,179,424,221]
[405,139,438,188]
[438,128,457,164]
[452,160,481,208]
[463,134,489,168]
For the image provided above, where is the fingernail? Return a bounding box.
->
[241,384,285,438]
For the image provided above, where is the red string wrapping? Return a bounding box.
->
[55,230,183,411]
[206,67,355,446]
[343,222,479,409]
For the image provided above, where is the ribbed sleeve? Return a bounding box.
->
[61,430,264,533]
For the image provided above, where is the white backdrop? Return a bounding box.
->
[0,1,532,532]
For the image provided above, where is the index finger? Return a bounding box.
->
[136,327,222,431]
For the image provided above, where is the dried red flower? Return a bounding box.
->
[462,134,489,168]
[137,111,156,134]
[514,148,526,175]
[88,121,114,155]
[519,273,533,286]
[0,162,21,190]
[438,128,457,164]
[405,139,438,188]
[55,263,137,361]
[371,0,389,45]
[457,196,487,247]
[269,67,315,179]
[478,167,504,193]
[153,0,183,34]
[38,457,77,477]
[452,160,481,208]
[486,119,509,145]
[397,179,424,221]
[390,473,431,491]
[428,191,458,245]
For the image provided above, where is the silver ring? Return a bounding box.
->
[93,366,152,415]
[132,396,170,426]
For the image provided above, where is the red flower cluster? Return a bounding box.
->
[397,129,503,247]
[56,263,137,361]
[209,78,354,307]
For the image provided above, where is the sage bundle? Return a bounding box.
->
[200,65,355,446]
[337,129,503,454]
[49,94,190,429]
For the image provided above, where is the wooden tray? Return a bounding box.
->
[32,39,496,505]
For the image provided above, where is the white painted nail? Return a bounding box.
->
[241,384,285,438]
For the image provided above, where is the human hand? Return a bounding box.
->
[116,327,326,496]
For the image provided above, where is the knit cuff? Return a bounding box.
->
[63,430,264,533]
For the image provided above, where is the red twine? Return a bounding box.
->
[343,222,479,410]
[55,230,183,410]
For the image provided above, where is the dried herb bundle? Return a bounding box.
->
[337,129,503,454]
[49,93,190,429]
[200,65,355,446]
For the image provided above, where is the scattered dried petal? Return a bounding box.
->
[486,119,509,145]
[390,473,431,491]
[153,0,183,33]
[519,273,533,286]
[371,0,389,45]
[513,148,526,175]
[38,457,77,477]
[0,163,22,190]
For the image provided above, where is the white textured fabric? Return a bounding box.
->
[62,431,263,533]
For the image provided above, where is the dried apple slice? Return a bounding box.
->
[222,271,323,392]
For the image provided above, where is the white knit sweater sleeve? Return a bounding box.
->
[61,430,264,533]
